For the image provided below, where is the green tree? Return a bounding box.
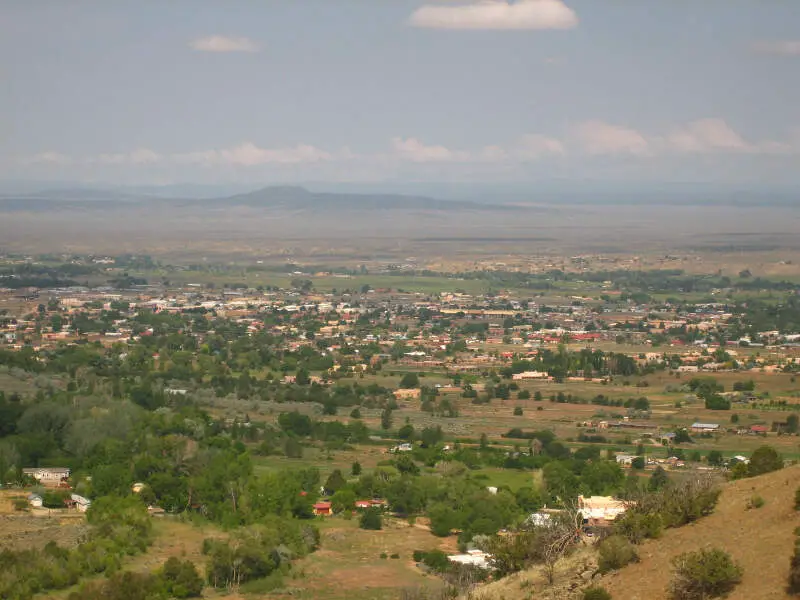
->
[707,451,724,466]
[648,466,669,491]
[787,414,799,434]
[428,502,459,537]
[324,469,347,495]
[331,489,356,514]
[381,408,393,430]
[748,446,783,477]
[399,372,420,389]
[351,461,362,476]
[161,557,204,598]
[359,507,382,530]
[397,423,415,440]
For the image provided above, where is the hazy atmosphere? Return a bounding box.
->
[2,4,800,600]
[2,0,800,188]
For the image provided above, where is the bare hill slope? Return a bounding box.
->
[597,464,800,600]
[471,465,800,600]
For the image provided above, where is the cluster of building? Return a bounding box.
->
[3,284,799,378]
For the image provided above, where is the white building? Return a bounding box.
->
[22,467,70,485]
[448,550,491,569]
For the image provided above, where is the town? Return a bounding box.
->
[1,251,799,599]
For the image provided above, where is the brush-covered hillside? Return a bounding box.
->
[471,465,800,600]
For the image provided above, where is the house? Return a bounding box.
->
[447,549,491,569]
[27,493,43,508]
[391,443,413,453]
[527,512,552,527]
[512,370,549,380]
[355,500,373,509]
[750,425,769,435]
[578,495,628,526]
[132,482,146,494]
[22,467,70,486]
[394,388,421,400]
[313,502,332,516]
[690,423,720,434]
[615,454,637,466]
[70,494,91,513]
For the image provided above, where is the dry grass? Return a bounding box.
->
[0,491,90,552]
[268,517,459,600]
[596,464,800,600]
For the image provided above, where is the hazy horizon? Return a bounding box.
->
[3,1,800,187]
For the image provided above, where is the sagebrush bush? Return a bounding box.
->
[788,534,800,594]
[669,548,742,600]
[598,535,639,573]
[583,586,613,600]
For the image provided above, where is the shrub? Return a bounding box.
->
[748,445,783,477]
[789,535,800,594]
[598,535,639,573]
[421,549,450,572]
[583,586,613,600]
[615,511,663,544]
[795,487,800,511]
[161,557,204,598]
[391,553,400,559]
[413,550,425,562]
[380,552,388,559]
[669,548,742,600]
[513,406,524,416]
[746,495,765,510]
[360,508,383,530]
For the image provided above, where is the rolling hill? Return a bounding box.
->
[471,465,800,600]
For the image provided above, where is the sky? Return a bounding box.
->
[2,0,800,188]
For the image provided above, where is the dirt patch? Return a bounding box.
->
[0,514,90,552]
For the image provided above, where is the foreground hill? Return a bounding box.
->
[473,465,800,600]
[598,465,800,600]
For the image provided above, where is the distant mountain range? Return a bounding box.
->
[0,183,797,212]
[0,185,520,212]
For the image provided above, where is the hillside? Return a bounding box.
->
[472,465,800,600]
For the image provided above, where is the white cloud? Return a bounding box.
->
[391,137,470,162]
[189,35,260,53]
[515,133,565,159]
[93,148,161,165]
[175,142,332,166]
[665,118,750,153]
[22,120,800,176]
[751,40,800,56]
[409,0,577,30]
[29,151,71,165]
[569,121,650,156]
[664,118,793,155]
